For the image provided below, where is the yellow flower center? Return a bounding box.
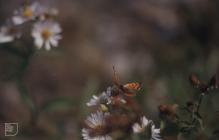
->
[100,104,108,112]
[41,29,52,40]
[23,7,33,18]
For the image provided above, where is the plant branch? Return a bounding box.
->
[196,93,205,113]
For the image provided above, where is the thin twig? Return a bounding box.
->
[196,93,205,113]
[191,93,205,124]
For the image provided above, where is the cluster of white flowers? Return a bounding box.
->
[82,86,162,140]
[0,2,61,50]
[82,87,113,140]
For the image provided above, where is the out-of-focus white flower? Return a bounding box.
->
[38,7,58,21]
[32,21,62,50]
[0,26,15,43]
[82,111,112,140]
[85,111,108,129]
[132,116,162,140]
[87,95,99,107]
[12,2,59,25]
[82,128,112,140]
[151,124,161,140]
[87,87,112,107]
[12,2,41,25]
[132,116,150,133]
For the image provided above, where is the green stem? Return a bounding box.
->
[15,46,37,126]
[196,93,205,114]
[191,93,205,124]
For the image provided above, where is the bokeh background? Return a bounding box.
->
[0,0,219,139]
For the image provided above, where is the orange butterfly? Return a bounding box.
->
[112,66,141,97]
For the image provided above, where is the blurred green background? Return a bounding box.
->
[0,0,219,139]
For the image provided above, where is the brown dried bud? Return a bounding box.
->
[158,104,178,121]
[189,74,201,88]
[158,104,178,115]
[199,84,209,93]
[209,74,218,89]
[188,74,218,93]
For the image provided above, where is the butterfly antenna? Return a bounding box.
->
[112,65,120,86]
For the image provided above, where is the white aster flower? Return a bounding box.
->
[0,27,14,43]
[132,116,150,133]
[87,95,99,107]
[151,124,161,140]
[32,21,62,50]
[37,6,59,21]
[0,26,15,43]
[132,116,162,140]
[87,87,112,107]
[85,111,108,129]
[82,128,112,140]
[82,111,112,140]
[12,2,41,25]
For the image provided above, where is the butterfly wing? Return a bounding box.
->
[123,82,141,90]
[123,91,136,97]
[123,82,141,96]
[112,67,141,97]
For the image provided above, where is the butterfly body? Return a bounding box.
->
[112,67,141,97]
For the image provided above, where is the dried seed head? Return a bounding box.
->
[209,74,218,89]
[189,74,218,93]
[158,104,178,121]
[189,74,201,88]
